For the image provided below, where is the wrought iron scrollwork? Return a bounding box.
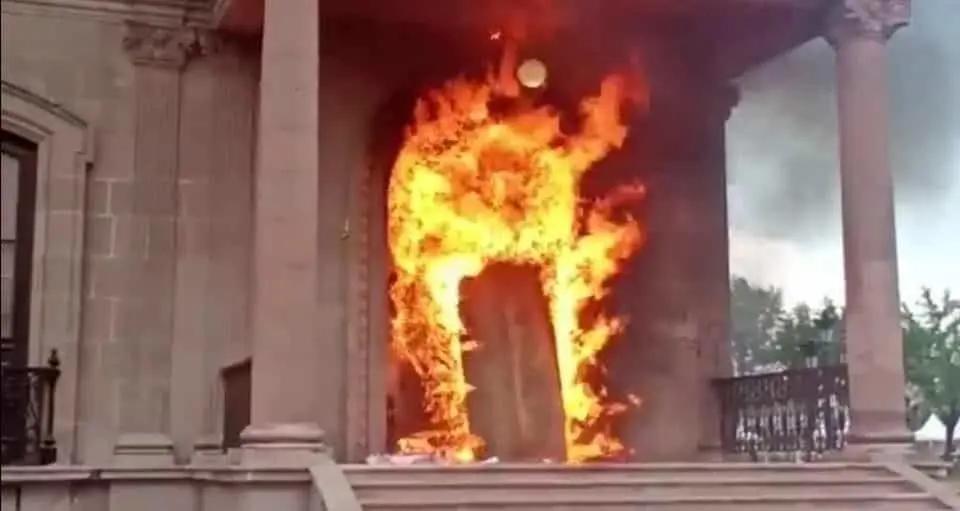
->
[714,365,850,460]
[1,349,61,465]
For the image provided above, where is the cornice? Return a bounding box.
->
[122,21,218,67]
[210,0,229,26]
[1,0,213,28]
[826,0,911,44]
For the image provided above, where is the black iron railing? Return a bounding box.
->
[714,365,850,460]
[1,350,60,465]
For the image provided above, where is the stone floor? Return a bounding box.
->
[3,460,958,511]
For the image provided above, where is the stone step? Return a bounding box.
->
[357,492,947,510]
[351,475,914,500]
[343,462,894,485]
[341,462,950,510]
[913,461,953,480]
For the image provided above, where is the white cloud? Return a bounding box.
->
[729,230,843,306]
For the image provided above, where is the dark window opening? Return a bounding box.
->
[221,358,251,450]
[0,130,37,371]
[1,130,41,465]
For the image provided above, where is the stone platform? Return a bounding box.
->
[3,461,958,511]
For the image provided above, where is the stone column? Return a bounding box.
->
[696,83,738,458]
[608,76,736,461]
[112,22,203,467]
[827,0,912,448]
[240,0,330,463]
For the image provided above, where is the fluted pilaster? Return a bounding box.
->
[112,21,207,466]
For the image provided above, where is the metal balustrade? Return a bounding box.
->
[1,350,60,465]
[714,365,850,460]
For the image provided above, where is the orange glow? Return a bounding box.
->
[387,44,646,463]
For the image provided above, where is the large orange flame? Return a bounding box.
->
[387,47,645,463]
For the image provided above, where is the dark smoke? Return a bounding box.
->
[727,0,960,242]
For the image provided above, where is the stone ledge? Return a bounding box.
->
[341,461,890,473]
[1,465,314,484]
[0,466,97,482]
[2,460,910,484]
[4,461,949,511]
[1,0,212,28]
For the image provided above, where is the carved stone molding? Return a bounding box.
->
[2,0,213,28]
[714,82,741,123]
[343,156,373,461]
[826,0,911,44]
[122,22,219,68]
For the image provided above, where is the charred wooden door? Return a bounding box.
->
[459,263,566,461]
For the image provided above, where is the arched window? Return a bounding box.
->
[0,131,37,371]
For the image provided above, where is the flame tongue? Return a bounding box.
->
[388,53,644,463]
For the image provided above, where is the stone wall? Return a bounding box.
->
[317,21,479,460]
[582,33,736,460]
[1,7,735,463]
[1,10,131,465]
[0,466,322,511]
[0,9,445,464]
[1,9,259,464]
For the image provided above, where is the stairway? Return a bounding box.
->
[914,461,959,496]
[341,462,954,510]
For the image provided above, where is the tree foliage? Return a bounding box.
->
[903,288,960,458]
[730,276,844,375]
[730,277,783,374]
[766,301,844,370]
[731,278,960,456]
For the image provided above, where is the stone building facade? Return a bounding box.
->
[1,0,911,480]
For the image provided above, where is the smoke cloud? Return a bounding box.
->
[726,0,960,242]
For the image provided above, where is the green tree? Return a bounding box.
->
[730,276,784,374]
[763,301,844,370]
[903,289,960,459]
[730,276,845,374]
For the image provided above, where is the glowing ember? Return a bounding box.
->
[388,45,645,463]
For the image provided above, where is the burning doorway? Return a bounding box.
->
[373,39,650,464]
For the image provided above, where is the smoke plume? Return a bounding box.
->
[727,0,959,242]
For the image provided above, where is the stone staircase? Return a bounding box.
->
[340,462,956,510]
[915,461,956,480]
[914,461,959,496]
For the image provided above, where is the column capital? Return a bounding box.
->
[122,23,221,69]
[826,0,911,45]
[714,82,741,123]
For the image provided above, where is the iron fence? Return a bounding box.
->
[714,364,850,460]
[1,350,60,465]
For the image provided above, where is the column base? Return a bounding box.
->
[236,424,344,511]
[109,432,192,511]
[239,422,332,467]
[191,434,226,465]
[844,430,916,461]
[697,440,726,462]
[113,432,176,467]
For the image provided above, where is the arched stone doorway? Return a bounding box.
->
[341,28,734,462]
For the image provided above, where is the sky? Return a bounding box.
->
[726,0,960,306]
